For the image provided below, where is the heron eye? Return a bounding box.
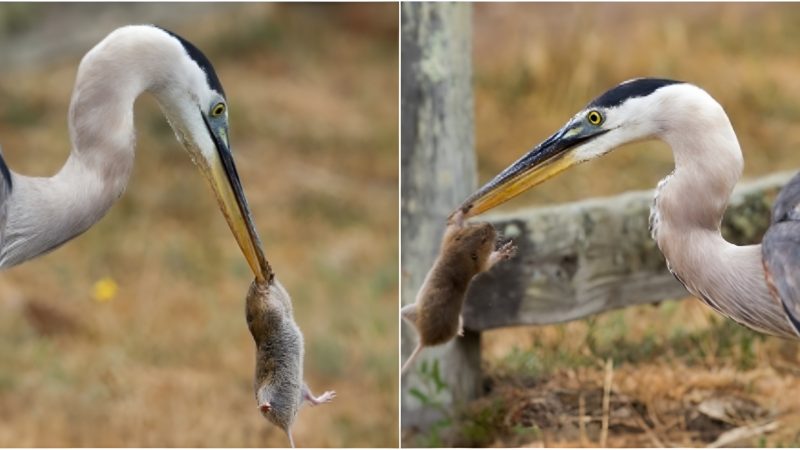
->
[211,103,226,117]
[587,110,603,126]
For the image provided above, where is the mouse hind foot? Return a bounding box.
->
[401,303,418,323]
[303,385,336,406]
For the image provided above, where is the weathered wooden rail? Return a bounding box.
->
[464,171,795,330]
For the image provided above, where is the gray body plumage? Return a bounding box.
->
[246,278,305,433]
[762,171,800,330]
[0,147,10,248]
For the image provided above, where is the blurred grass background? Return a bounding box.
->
[414,3,800,447]
[0,3,397,447]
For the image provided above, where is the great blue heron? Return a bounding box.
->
[458,78,800,339]
[0,25,269,281]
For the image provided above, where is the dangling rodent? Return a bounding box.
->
[246,278,335,448]
[401,211,516,374]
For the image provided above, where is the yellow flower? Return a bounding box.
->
[92,277,118,303]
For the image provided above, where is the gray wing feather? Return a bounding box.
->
[762,171,800,334]
[0,146,11,247]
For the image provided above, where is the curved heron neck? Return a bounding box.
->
[0,31,176,268]
[652,110,796,338]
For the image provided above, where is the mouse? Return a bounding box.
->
[245,278,336,448]
[401,211,516,375]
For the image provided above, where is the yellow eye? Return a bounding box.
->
[211,103,226,117]
[587,110,603,126]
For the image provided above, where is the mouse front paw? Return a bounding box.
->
[495,240,517,261]
[486,240,517,270]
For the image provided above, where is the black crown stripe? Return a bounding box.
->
[155,26,226,100]
[588,78,683,109]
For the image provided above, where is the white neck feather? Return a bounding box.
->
[651,86,795,338]
[0,26,193,267]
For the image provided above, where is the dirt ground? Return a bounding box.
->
[470,303,800,448]
[405,3,800,447]
[406,300,800,448]
[0,4,397,447]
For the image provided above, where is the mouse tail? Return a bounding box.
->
[287,429,295,448]
[401,343,424,376]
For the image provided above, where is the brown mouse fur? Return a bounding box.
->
[401,211,516,374]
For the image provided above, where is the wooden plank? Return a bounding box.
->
[464,170,797,330]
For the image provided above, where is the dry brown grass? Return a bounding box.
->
[0,4,397,447]
[470,301,800,447]
[473,3,800,207]
[406,3,800,447]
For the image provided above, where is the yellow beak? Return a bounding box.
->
[206,154,269,282]
[199,118,270,283]
[462,152,578,218]
[458,123,604,218]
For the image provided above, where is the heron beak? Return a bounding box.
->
[458,122,607,218]
[200,117,269,282]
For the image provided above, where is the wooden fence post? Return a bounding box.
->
[400,2,478,430]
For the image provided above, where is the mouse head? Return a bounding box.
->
[446,222,497,269]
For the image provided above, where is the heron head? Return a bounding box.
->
[459,78,688,218]
[148,27,269,281]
